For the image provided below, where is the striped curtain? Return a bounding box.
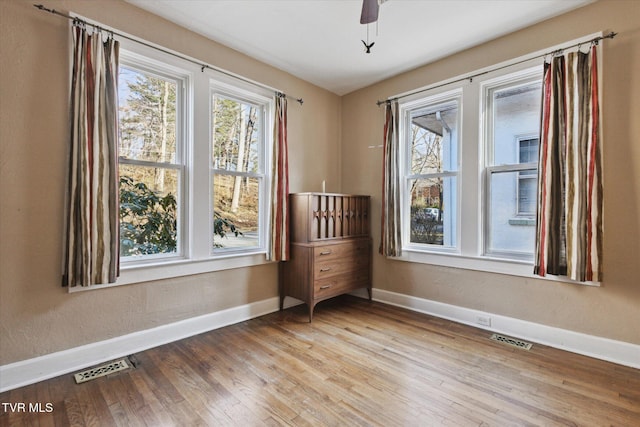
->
[534,45,603,282]
[379,100,402,257]
[63,23,120,286]
[268,94,289,261]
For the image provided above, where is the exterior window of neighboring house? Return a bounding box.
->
[517,137,539,216]
[211,87,270,254]
[403,92,460,251]
[484,75,542,260]
[118,60,187,262]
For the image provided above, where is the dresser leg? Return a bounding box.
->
[367,287,372,301]
[308,303,314,323]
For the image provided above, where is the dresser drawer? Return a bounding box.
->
[313,239,371,261]
[314,269,370,299]
[314,253,370,280]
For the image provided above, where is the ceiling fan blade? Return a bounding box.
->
[360,0,379,24]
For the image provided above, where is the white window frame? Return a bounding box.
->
[71,33,275,291]
[395,33,601,286]
[395,59,553,279]
[118,51,190,265]
[400,89,462,254]
[209,79,274,256]
[482,71,542,261]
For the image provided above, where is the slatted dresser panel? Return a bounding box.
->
[281,193,372,321]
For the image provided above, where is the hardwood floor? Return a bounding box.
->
[2,296,639,426]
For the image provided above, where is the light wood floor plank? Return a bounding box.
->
[1,296,638,426]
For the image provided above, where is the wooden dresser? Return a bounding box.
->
[280,193,372,321]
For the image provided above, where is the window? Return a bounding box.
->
[398,66,543,272]
[115,41,273,279]
[403,93,460,251]
[484,77,542,259]
[211,88,269,253]
[392,34,601,280]
[118,61,187,261]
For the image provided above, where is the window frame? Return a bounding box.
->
[400,89,462,254]
[209,79,274,256]
[73,35,276,291]
[117,51,191,265]
[395,62,550,279]
[482,70,542,261]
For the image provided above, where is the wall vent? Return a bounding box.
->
[74,358,131,384]
[490,333,533,350]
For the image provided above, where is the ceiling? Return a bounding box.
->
[126,0,593,95]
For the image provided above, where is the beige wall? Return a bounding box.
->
[342,0,640,345]
[1,0,638,368]
[0,0,341,365]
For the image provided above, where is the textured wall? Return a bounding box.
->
[341,0,640,345]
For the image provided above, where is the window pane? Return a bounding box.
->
[212,96,261,173]
[409,177,456,247]
[118,67,177,163]
[518,174,537,215]
[410,101,458,174]
[119,164,179,257]
[212,174,260,250]
[488,170,536,256]
[490,82,541,166]
[519,138,539,164]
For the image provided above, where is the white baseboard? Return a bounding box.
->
[3,290,637,393]
[0,296,300,393]
[373,288,640,369]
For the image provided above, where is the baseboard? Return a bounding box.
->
[3,290,637,393]
[0,296,300,393]
[373,288,640,369]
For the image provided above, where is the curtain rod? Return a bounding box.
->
[34,4,304,105]
[376,31,617,107]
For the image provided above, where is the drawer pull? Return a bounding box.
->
[320,285,332,290]
[320,267,332,272]
[320,250,332,255]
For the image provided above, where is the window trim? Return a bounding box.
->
[400,88,462,254]
[73,34,277,291]
[481,69,542,261]
[209,79,274,256]
[118,51,191,265]
[393,58,591,283]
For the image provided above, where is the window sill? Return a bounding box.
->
[508,217,536,226]
[68,252,272,293]
[393,249,599,286]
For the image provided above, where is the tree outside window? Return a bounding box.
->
[406,98,459,248]
[211,94,264,251]
[118,66,182,258]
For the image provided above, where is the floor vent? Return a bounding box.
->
[490,333,533,351]
[74,358,131,384]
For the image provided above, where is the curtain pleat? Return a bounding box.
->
[268,95,289,261]
[379,101,402,257]
[63,24,120,286]
[534,45,603,282]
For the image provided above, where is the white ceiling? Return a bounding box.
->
[126,0,593,95]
